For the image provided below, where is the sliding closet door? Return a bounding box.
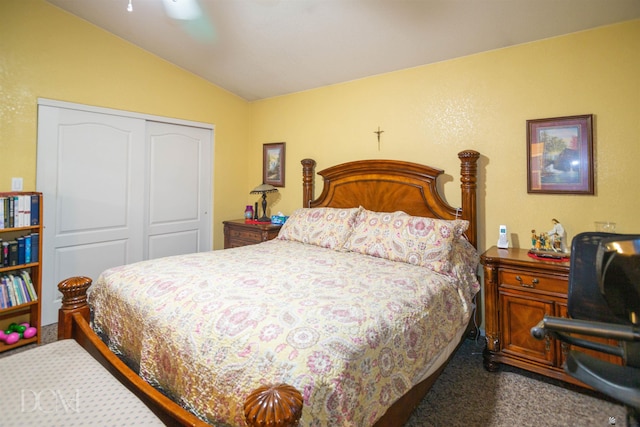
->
[145,121,212,258]
[37,105,147,325]
[37,101,213,325]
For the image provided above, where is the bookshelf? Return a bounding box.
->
[0,192,42,352]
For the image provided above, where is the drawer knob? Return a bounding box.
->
[515,275,539,288]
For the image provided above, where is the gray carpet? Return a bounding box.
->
[405,337,627,427]
[1,325,628,426]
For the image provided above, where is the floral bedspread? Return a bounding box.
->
[89,239,479,426]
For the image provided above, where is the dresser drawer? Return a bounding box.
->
[499,269,567,294]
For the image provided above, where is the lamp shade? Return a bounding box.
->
[250,183,278,194]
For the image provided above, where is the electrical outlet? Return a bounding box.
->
[11,177,23,191]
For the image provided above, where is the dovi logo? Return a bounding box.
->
[21,389,80,413]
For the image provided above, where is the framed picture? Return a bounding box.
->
[527,114,594,194]
[263,142,285,187]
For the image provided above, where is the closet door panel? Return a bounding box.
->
[37,105,146,325]
[145,121,212,259]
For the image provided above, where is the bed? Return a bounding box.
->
[57,150,480,427]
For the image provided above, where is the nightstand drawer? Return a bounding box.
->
[499,269,567,294]
[228,228,261,241]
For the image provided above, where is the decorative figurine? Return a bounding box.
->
[547,218,566,252]
[530,219,567,254]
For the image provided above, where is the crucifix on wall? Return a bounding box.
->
[374,126,384,150]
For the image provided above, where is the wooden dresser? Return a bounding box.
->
[481,246,621,388]
[223,219,282,249]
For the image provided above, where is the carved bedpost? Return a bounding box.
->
[458,150,480,249]
[244,383,304,427]
[301,158,316,208]
[57,276,92,340]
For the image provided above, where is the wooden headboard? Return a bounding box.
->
[301,150,480,248]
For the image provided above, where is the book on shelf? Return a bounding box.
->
[0,194,38,229]
[13,196,21,228]
[17,237,25,265]
[0,233,38,267]
[0,281,6,309]
[18,274,30,303]
[21,270,37,301]
[15,196,23,228]
[2,197,8,229]
[8,197,14,228]
[24,196,31,227]
[8,240,18,266]
[0,270,36,308]
[1,241,8,267]
[24,234,31,264]
[30,233,39,263]
[0,278,7,308]
[1,275,17,307]
[12,274,26,304]
[30,194,39,226]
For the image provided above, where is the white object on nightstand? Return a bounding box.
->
[497,224,509,248]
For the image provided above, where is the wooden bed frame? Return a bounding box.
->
[57,150,480,427]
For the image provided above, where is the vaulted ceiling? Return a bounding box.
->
[46,0,640,101]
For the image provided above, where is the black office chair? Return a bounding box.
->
[531,232,640,426]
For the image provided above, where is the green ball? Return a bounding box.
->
[15,325,27,333]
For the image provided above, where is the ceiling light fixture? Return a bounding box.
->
[162,0,202,21]
[127,0,133,12]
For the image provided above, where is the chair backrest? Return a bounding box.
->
[597,235,640,325]
[567,232,626,324]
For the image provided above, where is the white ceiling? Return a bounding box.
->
[46,0,640,101]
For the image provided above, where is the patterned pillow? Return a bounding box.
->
[344,208,469,274]
[277,207,361,250]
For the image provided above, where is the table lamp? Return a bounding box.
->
[250,183,278,222]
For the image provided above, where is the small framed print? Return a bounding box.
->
[527,114,594,195]
[263,142,285,187]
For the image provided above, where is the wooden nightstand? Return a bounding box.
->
[480,246,621,388]
[223,219,282,249]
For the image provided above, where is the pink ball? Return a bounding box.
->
[20,322,30,327]
[0,330,6,341]
[23,327,37,339]
[5,332,20,345]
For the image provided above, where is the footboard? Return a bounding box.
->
[57,277,303,427]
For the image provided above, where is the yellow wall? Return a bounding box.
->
[1,0,251,248]
[3,1,639,253]
[250,20,640,252]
